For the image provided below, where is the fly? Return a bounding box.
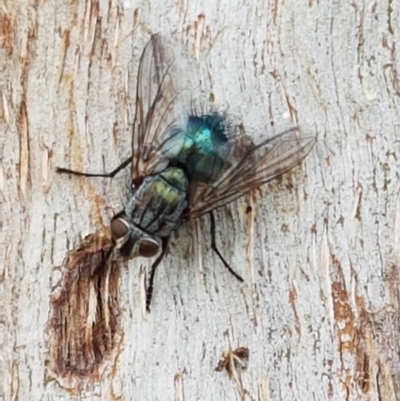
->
[57,34,316,311]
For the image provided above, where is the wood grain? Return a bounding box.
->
[1,0,399,399]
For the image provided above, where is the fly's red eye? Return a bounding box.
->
[138,238,159,257]
[111,219,128,240]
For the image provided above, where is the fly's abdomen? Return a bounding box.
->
[127,167,188,236]
[161,113,230,183]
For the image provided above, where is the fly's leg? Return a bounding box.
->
[209,211,244,282]
[146,237,170,312]
[90,245,114,276]
[56,156,133,178]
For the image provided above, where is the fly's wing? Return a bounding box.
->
[186,127,316,219]
[131,34,186,180]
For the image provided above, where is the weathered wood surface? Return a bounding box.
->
[2,0,400,400]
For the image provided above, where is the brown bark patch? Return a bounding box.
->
[47,234,124,386]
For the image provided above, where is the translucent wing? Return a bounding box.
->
[131,34,185,179]
[186,127,316,219]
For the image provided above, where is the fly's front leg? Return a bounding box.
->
[146,236,170,312]
[209,211,244,282]
[56,156,133,178]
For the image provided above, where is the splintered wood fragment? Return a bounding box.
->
[215,346,249,374]
[215,346,249,399]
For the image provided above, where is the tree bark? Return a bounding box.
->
[2,0,400,400]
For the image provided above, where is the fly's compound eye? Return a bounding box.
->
[138,238,160,257]
[110,218,129,241]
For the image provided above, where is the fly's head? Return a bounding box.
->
[110,213,161,258]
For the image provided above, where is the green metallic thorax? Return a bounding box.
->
[125,167,188,238]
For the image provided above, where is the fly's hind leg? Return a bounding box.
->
[209,211,244,282]
[56,156,133,178]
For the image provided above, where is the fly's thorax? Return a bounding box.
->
[127,167,188,213]
[159,167,188,191]
[110,167,189,259]
[110,214,161,258]
[137,167,188,235]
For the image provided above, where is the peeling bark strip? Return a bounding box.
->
[47,234,124,383]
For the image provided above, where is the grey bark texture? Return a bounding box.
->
[2,0,400,400]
